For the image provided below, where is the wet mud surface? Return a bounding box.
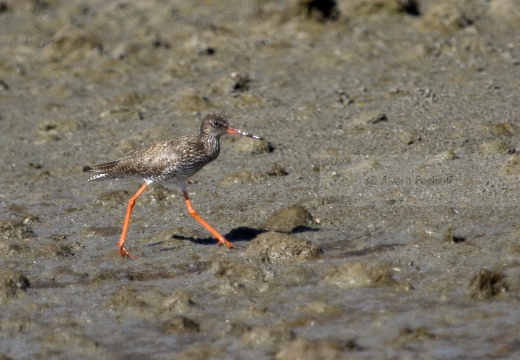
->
[1,0,520,359]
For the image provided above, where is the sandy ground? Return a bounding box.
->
[1,0,520,359]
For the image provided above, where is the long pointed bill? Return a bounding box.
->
[227,127,263,140]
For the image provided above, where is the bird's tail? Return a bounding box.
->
[83,161,119,182]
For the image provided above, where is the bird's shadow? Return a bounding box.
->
[157,225,319,252]
[290,225,320,234]
[167,226,263,246]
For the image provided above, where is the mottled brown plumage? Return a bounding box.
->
[83,114,262,258]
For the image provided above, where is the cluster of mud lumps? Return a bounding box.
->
[468,268,509,301]
[0,271,30,305]
[245,232,323,264]
[0,220,34,258]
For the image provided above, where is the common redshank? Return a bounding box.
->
[83,114,262,258]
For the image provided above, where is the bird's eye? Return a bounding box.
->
[212,121,220,127]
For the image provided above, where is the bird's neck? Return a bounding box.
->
[202,134,220,160]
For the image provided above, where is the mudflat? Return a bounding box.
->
[0,1,519,359]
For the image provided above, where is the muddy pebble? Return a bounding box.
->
[268,163,288,177]
[161,290,196,314]
[352,111,388,126]
[322,262,396,288]
[108,284,166,312]
[339,0,415,16]
[367,113,388,124]
[500,153,520,177]
[302,301,343,316]
[0,271,30,304]
[443,227,466,244]
[468,268,509,300]
[489,0,520,24]
[245,232,322,263]
[417,2,473,32]
[113,91,144,106]
[395,327,438,343]
[38,118,82,134]
[176,88,210,112]
[212,72,251,94]
[43,28,101,62]
[93,189,130,207]
[261,204,313,233]
[147,184,175,203]
[38,329,101,354]
[164,60,195,79]
[429,149,457,163]
[241,323,295,350]
[399,130,422,146]
[161,315,201,334]
[110,41,142,60]
[213,259,271,292]
[488,122,519,137]
[32,242,79,258]
[231,137,272,155]
[99,107,143,123]
[0,220,34,239]
[115,138,138,155]
[479,140,509,155]
[0,242,30,257]
[275,337,352,360]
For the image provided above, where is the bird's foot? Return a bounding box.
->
[119,246,137,259]
[217,237,235,249]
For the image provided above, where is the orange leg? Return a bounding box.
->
[183,190,234,249]
[117,183,148,258]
